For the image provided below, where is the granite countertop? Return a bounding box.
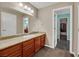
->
[0,32,45,50]
[0,33,28,40]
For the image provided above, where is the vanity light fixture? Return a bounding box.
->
[31,10,34,13]
[19,2,23,7]
[18,3,34,14]
[27,7,31,11]
[24,5,28,9]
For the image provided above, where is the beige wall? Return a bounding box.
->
[29,2,78,55]
[30,2,72,45]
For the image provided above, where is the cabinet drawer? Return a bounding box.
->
[0,43,22,57]
[40,34,45,48]
[23,39,34,57]
[23,45,34,57]
[35,37,40,53]
[40,34,45,39]
[23,39,34,47]
[7,49,22,57]
[40,39,45,48]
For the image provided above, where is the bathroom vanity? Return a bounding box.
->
[0,33,46,57]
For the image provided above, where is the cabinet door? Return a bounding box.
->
[0,43,22,57]
[23,39,34,57]
[35,37,40,53]
[40,35,45,48]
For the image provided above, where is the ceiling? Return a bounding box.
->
[30,2,57,9]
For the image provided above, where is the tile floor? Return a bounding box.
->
[33,46,73,57]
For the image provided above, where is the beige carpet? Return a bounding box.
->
[33,46,73,57]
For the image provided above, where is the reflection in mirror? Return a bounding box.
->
[0,12,17,36]
[0,8,30,37]
[0,2,34,37]
[23,17,29,33]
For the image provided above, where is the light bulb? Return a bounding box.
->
[19,2,23,7]
[31,10,34,13]
[27,7,31,11]
[24,5,28,9]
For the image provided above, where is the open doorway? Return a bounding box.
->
[52,6,73,53]
[56,18,69,51]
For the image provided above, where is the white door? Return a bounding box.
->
[54,14,57,47]
[1,12,17,36]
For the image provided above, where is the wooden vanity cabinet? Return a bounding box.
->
[0,34,46,57]
[22,39,35,57]
[23,34,46,56]
[40,34,46,48]
[0,43,22,57]
[34,36,41,53]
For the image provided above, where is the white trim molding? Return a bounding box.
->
[77,5,79,57]
[52,6,73,54]
[45,45,54,49]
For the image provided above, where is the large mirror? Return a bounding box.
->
[0,2,32,37]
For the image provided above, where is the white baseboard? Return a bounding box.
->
[71,51,79,57]
[77,52,79,57]
[78,52,79,55]
[71,51,76,56]
[45,45,54,49]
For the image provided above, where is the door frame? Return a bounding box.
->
[53,13,58,47]
[52,6,73,53]
[77,6,79,55]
